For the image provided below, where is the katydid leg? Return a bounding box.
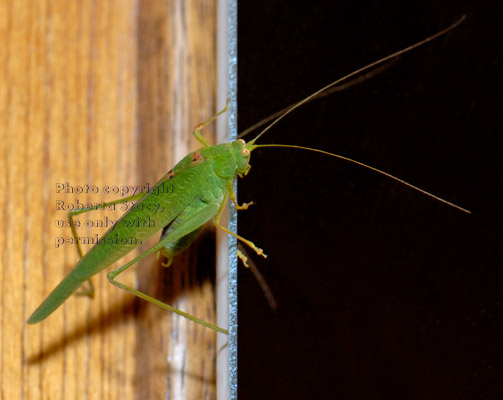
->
[192,102,229,146]
[227,181,253,210]
[106,201,228,333]
[214,187,267,258]
[68,192,148,296]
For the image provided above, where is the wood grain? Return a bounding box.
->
[0,1,218,399]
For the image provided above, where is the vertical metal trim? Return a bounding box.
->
[227,1,238,398]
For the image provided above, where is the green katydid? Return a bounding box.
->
[27,15,468,334]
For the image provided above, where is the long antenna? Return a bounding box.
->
[254,144,471,214]
[249,15,466,145]
[238,59,398,139]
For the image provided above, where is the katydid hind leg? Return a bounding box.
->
[68,192,148,297]
[106,200,228,333]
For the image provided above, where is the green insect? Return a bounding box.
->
[27,16,468,334]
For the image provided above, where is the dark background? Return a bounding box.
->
[237,1,502,399]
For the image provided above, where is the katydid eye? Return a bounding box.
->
[241,148,250,157]
[238,139,245,144]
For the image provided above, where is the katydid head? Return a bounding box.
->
[231,138,253,177]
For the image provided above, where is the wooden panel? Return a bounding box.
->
[0,1,217,399]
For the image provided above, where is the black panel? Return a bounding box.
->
[238,2,502,399]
